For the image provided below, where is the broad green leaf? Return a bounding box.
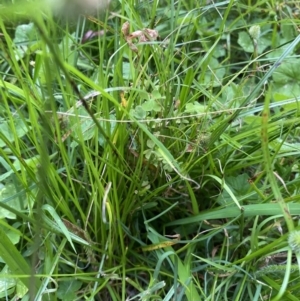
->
[0,183,27,219]
[0,155,40,182]
[272,59,300,96]
[238,31,271,53]
[13,23,38,44]
[0,221,20,255]
[0,119,29,148]
[16,279,28,299]
[13,22,39,60]
[0,227,42,295]
[184,102,207,113]
[56,280,82,301]
[0,265,16,298]
[131,106,147,119]
[217,174,258,206]
[142,99,161,112]
[98,115,116,147]
[200,57,226,87]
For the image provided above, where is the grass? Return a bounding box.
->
[0,0,300,300]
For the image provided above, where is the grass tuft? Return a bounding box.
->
[0,0,300,300]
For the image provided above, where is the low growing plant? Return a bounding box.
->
[0,0,300,300]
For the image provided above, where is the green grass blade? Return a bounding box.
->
[167,203,300,226]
